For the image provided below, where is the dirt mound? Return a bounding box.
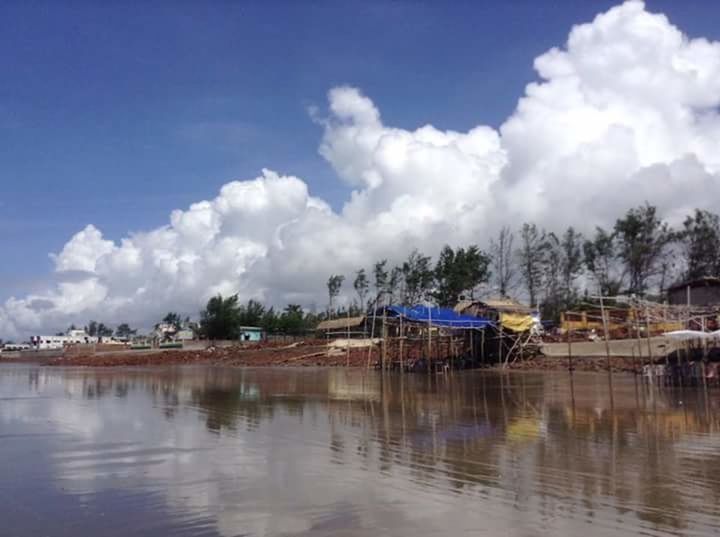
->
[48,340,381,368]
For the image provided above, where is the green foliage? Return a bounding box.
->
[98,323,113,337]
[115,323,136,338]
[560,226,583,301]
[353,269,369,311]
[432,244,491,307]
[326,274,344,315]
[86,320,98,337]
[517,223,548,307]
[372,260,389,306]
[614,204,674,294]
[490,226,515,296]
[162,312,184,330]
[681,209,720,280]
[401,249,434,305]
[583,227,623,296]
[278,304,307,335]
[239,299,265,326]
[200,294,243,340]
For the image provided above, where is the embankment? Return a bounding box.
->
[47,340,380,368]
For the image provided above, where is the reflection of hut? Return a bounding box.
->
[316,316,367,339]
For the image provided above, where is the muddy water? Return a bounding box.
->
[2,365,720,537]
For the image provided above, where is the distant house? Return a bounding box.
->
[667,276,720,306]
[174,329,194,341]
[315,316,367,338]
[30,329,99,350]
[239,326,264,342]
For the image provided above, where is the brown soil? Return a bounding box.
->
[506,354,641,373]
[45,338,644,373]
[47,340,381,368]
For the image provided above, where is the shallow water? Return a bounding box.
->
[2,364,720,537]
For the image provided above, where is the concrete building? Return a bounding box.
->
[667,277,720,306]
[239,326,264,342]
[30,329,98,350]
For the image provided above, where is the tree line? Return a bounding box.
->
[325,204,720,321]
[198,296,330,340]
[38,203,720,343]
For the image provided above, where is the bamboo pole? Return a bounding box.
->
[566,316,573,373]
[381,306,387,371]
[427,306,432,375]
[498,327,504,368]
[399,314,404,373]
[702,315,708,392]
[346,307,350,368]
[599,294,615,403]
[663,303,670,382]
[366,296,379,370]
[644,305,653,365]
[480,328,485,366]
[686,285,691,386]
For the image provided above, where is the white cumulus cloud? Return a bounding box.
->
[2,1,720,338]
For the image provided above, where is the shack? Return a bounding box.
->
[239,326,264,342]
[373,305,493,370]
[454,298,541,364]
[315,316,367,339]
[668,277,720,306]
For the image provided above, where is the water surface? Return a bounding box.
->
[2,364,720,536]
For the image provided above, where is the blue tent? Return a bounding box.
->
[380,305,493,329]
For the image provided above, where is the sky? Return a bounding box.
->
[2,1,720,338]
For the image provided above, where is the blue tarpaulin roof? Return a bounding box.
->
[381,305,493,329]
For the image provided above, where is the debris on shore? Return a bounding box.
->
[47,340,381,368]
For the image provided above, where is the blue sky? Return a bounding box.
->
[1,0,718,302]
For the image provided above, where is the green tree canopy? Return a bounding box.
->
[162,312,184,330]
[353,269,369,312]
[517,223,548,307]
[326,275,344,316]
[681,209,720,280]
[614,204,674,294]
[401,249,433,305]
[433,245,491,307]
[200,295,243,340]
[115,323,136,339]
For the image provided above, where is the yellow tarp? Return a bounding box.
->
[500,312,534,332]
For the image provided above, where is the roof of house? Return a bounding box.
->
[239,326,264,331]
[667,276,720,293]
[455,298,532,314]
[316,316,366,331]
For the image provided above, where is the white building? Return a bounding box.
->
[30,329,99,350]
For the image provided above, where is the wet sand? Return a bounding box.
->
[2,364,720,536]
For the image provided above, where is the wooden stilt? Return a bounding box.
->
[599,294,614,406]
[566,317,573,373]
[480,329,485,366]
[399,315,404,373]
[644,305,653,366]
[346,307,350,368]
[427,307,432,376]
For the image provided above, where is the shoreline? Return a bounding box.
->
[24,345,645,374]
